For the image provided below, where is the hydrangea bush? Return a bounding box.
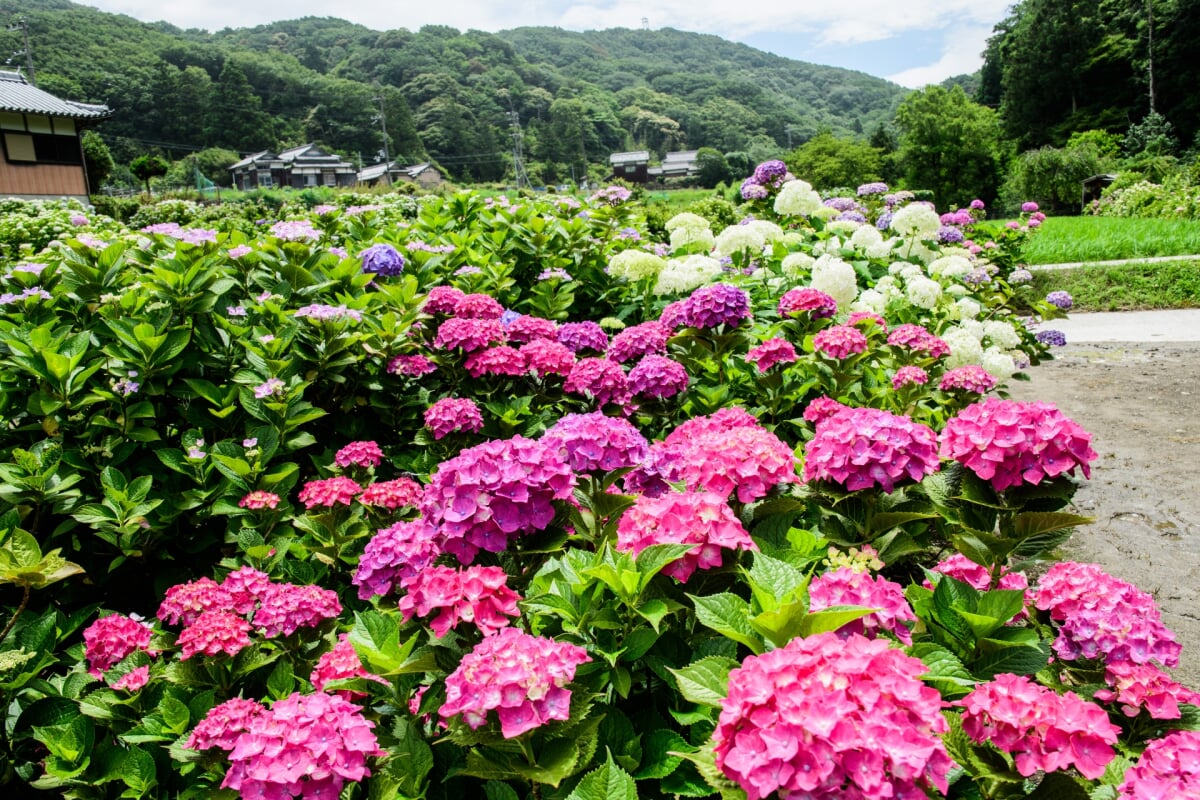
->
[0,169,1192,800]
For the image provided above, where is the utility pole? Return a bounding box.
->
[8,18,35,86]
[375,93,391,186]
[1146,0,1156,113]
[508,109,530,189]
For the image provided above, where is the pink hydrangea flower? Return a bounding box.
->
[680,283,751,329]
[627,354,688,400]
[808,566,916,644]
[310,633,387,693]
[659,299,689,330]
[335,441,384,469]
[177,610,253,660]
[891,365,929,389]
[298,476,363,509]
[422,436,576,564]
[252,583,342,638]
[439,628,591,738]
[939,364,997,394]
[358,477,423,510]
[540,411,649,474]
[887,323,950,358]
[659,414,797,503]
[607,320,672,364]
[939,398,1098,492]
[399,565,521,637]
[1117,730,1200,799]
[813,324,868,359]
[221,566,274,616]
[505,315,558,344]
[616,489,756,582]
[846,310,888,333]
[804,406,939,493]
[158,577,232,626]
[387,354,437,377]
[745,337,797,372]
[186,698,267,752]
[218,691,383,799]
[112,665,151,692]
[957,673,1119,780]
[556,321,608,353]
[714,632,952,800]
[1035,561,1182,667]
[453,292,504,319]
[434,317,506,352]
[564,357,632,409]
[777,287,837,319]
[424,397,484,440]
[238,490,281,510]
[464,345,528,378]
[520,339,576,377]
[353,519,441,600]
[802,395,849,424]
[423,285,465,314]
[83,613,154,677]
[1094,661,1200,719]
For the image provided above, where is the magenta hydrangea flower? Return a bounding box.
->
[520,339,577,377]
[424,397,484,440]
[659,299,689,330]
[714,632,951,800]
[808,567,916,644]
[939,365,997,394]
[83,614,155,677]
[464,345,528,378]
[887,323,951,358]
[298,476,363,509]
[557,321,608,353]
[627,354,689,400]
[813,324,869,359]
[358,477,423,510]
[158,577,232,626]
[1117,730,1200,799]
[310,633,386,694]
[892,365,929,389]
[745,338,797,372]
[540,412,649,474]
[238,491,281,510]
[434,317,506,352]
[221,566,273,616]
[453,292,505,319]
[957,673,1119,780]
[112,665,151,692]
[334,440,384,469]
[506,315,558,344]
[655,415,797,503]
[680,283,751,329]
[607,320,672,364]
[186,698,266,752]
[1035,561,1182,667]
[1094,661,1200,719]
[802,395,849,424]
[353,519,441,600]
[939,398,1098,492]
[387,354,437,377]
[777,287,837,319]
[422,436,576,564]
[216,691,383,799]
[616,489,756,582]
[423,285,465,314]
[177,610,253,660]
[804,407,939,493]
[251,583,341,638]
[398,565,521,637]
[439,628,591,738]
[565,357,632,409]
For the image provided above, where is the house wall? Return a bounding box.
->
[0,158,88,198]
[415,170,443,189]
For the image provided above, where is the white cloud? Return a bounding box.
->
[886,24,994,88]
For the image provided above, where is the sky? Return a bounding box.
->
[79,0,1015,88]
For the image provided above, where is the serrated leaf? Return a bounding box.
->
[688,593,762,653]
[634,544,696,588]
[634,729,689,779]
[908,643,976,697]
[743,552,806,611]
[1026,771,1091,799]
[566,751,637,800]
[667,656,739,708]
[1012,512,1093,538]
[972,640,1051,679]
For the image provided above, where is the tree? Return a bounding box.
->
[1003,144,1107,212]
[895,85,1009,209]
[130,154,169,195]
[694,148,731,188]
[205,59,274,152]
[784,132,883,190]
[81,130,114,193]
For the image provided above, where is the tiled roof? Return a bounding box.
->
[0,70,110,119]
[609,150,650,164]
[229,150,277,170]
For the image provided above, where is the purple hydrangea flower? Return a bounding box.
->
[360,243,405,277]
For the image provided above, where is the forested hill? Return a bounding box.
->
[0,0,907,183]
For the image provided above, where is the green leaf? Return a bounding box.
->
[157,695,191,735]
[566,752,638,800]
[483,781,521,800]
[907,643,976,697]
[868,510,939,533]
[266,659,295,700]
[743,551,806,611]
[634,544,696,588]
[349,610,420,675]
[972,641,1051,679]
[976,589,1028,627]
[667,656,740,708]
[1025,771,1091,799]
[796,605,876,638]
[122,745,157,794]
[688,593,762,653]
[633,729,689,780]
[1012,511,1093,538]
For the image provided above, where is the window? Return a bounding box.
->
[0,113,83,165]
[257,169,273,188]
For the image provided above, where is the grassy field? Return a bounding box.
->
[1020,216,1200,264]
[1031,260,1200,311]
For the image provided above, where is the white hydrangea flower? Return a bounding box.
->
[954,297,982,319]
[981,347,1017,379]
[958,319,985,340]
[851,289,887,315]
[826,219,862,236]
[781,252,815,276]
[983,320,1021,350]
[714,224,766,257]
[874,276,903,303]
[889,204,941,239]
[928,255,973,279]
[654,255,723,295]
[811,254,859,307]
[608,250,668,282]
[665,212,709,233]
[812,205,840,221]
[747,219,785,243]
[773,179,823,216]
[946,284,969,297]
[888,261,911,276]
[669,225,715,252]
[850,225,884,251]
[812,237,846,257]
[943,327,985,369]
[905,275,942,309]
[780,232,809,248]
[866,239,897,260]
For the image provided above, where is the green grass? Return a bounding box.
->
[1021,216,1200,264]
[1031,260,1200,311]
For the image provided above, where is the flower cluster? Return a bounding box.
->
[83,614,154,678]
[813,324,868,360]
[387,354,438,377]
[434,317,506,352]
[891,365,929,389]
[627,354,689,400]
[616,489,756,581]
[564,357,632,408]
[464,345,528,378]
[334,440,383,469]
[505,314,557,344]
[310,633,386,694]
[176,610,252,660]
[607,320,671,363]
[424,397,484,439]
[745,337,797,372]
[454,292,505,319]
[294,304,362,322]
[423,285,465,314]
[250,583,342,638]
[352,519,441,600]
[359,243,405,276]
[1035,561,1182,667]
[422,436,576,564]
[886,323,950,358]
[439,628,591,738]
[939,398,1098,492]
[713,632,951,800]
[678,283,751,329]
[808,567,916,644]
[298,476,363,509]
[777,287,838,319]
[270,220,320,241]
[540,412,649,474]
[1046,290,1073,310]
[358,477,423,510]
[557,321,608,353]
[804,406,939,493]
[399,565,521,637]
[1095,661,1200,719]
[931,553,1030,600]
[657,415,797,503]
[957,673,1119,779]
[1117,730,1200,799]
[939,365,997,394]
[521,339,577,377]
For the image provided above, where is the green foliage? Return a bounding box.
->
[80,131,115,192]
[129,155,169,194]
[1030,260,1200,311]
[1002,144,1107,213]
[784,132,884,190]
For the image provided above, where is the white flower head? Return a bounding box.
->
[773,179,823,216]
[654,255,724,295]
[981,346,1017,379]
[811,254,858,308]
[714,224,766,257]
[746,219,785,243]
[904,275,942,309]
[983,320,1021,350]
[954,297,982,319]
[608,250,667,282]
[889,203,941,239]
[943,326,985,369]
[851,289,887,315]
[781,252,815,276]
[850,225,884,251]
[928,255,973,279]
